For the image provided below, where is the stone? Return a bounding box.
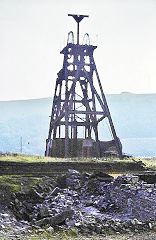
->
[66,219,76,227]
[56,174,67,189]
[50,187,62,196]
[36,217,50,227]
[149,222,152,229]
[36,209,74,227]
[49,209,74,226]
[90,171,113,182]
[75,222,82,227]
[37,228,44,233]
[82,206,101,216]
[68,169,80,175]
[39,206,50,218]
[0,224,5,230]
[131,219,142,225]
[29,188,44,202]
[46,226,54,233]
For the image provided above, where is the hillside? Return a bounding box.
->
[0,93,156,156]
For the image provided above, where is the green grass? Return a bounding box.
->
[0,153,156,171]
[0,153,53,163]
[0,152,111,163]
[0,174,42,193]
[141,157,156,171]
[0,153,142,163]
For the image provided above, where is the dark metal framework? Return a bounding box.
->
[45,14,122,159]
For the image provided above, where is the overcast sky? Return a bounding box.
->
[0,0,156,100]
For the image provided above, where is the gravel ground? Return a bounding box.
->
[0,232,156,240]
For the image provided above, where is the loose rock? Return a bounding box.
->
[7,170,156,235]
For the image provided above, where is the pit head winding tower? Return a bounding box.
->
[45,14,122,159]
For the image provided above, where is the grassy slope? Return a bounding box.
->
[0,153,156,170]
[1,153,155,197]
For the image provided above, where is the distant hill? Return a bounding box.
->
[0,93,156,156]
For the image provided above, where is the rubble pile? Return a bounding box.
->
[0,204,31,238]
[9,170,156,235]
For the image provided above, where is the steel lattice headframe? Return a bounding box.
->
[45,14,122,159]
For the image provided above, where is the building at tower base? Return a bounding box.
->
[46,138,122,158]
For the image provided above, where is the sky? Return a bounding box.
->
[0,0,156,100]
